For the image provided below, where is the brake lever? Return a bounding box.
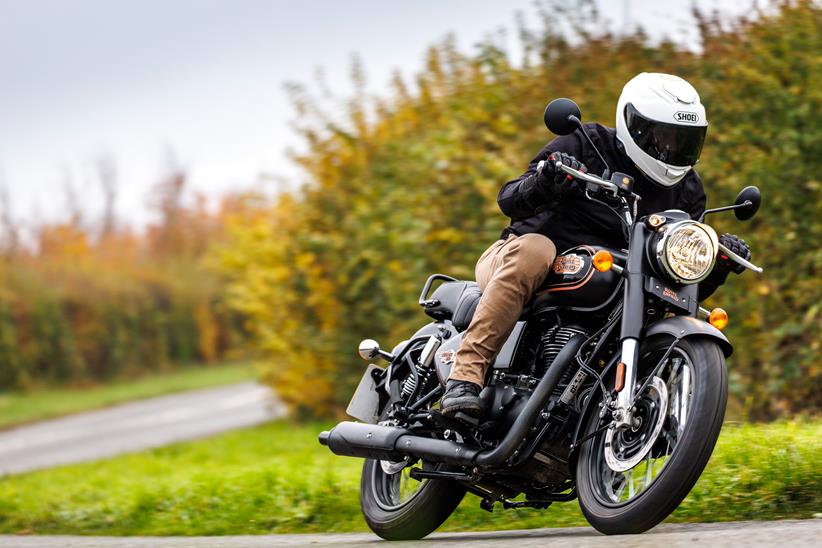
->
[718,243,764,274]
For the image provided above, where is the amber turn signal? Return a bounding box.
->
[708,307,729,330]
[592,250,614,272]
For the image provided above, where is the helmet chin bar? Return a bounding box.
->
[665,165,689,177]
[631,159,689,189]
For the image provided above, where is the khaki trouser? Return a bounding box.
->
[448,233,557,387]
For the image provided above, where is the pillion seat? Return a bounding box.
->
[422,280,483,331]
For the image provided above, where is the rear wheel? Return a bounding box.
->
[576,337,727,535]
[360,458,465,540]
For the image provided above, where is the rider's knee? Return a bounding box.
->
[513,233,556,274]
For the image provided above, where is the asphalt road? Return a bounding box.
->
[0,381,283,475]
[1,520,819,547]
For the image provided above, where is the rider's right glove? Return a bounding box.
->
[537,152,587,197]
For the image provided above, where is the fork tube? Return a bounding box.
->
[615,222,648,428]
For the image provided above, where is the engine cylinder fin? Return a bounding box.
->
[537,326,588,378]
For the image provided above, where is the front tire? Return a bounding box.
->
[576,337,727,535]
[360,459,465,540]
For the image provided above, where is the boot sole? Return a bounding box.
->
[441,400,483,418]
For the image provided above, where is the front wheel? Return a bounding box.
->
[360,458,465,540]
[576,337,727,535]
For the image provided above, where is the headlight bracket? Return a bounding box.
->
[644,276,699,315]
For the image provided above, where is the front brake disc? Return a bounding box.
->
[604,376,668,473]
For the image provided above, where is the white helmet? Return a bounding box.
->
[616,72,708,188]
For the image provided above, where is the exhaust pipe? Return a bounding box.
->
[319,421,481,464]
[319,335,584,468]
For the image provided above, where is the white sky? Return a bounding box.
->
[0,0,753,230]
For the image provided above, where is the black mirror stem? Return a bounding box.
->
[569,115,610,180]
[699,200,752,223]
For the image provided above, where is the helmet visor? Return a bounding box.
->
[625,103,706,167]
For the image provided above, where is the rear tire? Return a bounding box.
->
[576,337,727,535]
[360,459,465,540]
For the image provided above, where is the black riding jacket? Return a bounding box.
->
[499,123,706,252]
[498,123,725,299]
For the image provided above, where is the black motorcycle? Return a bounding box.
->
[319,98,763,539]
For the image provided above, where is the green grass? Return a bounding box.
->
[0,362,257,430]
[0,420,819,536]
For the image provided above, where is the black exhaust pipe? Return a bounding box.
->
[319,335,584,468]
[319,421,481,464]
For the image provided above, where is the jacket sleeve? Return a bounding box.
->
[685,173,707,221]
[698,266,729,302]
[497,172,550,219]
[498,134,583,219]
[686,173,721,300]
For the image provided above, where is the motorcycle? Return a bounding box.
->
[318,98,763,539]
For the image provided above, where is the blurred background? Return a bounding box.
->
[0,0,819,538]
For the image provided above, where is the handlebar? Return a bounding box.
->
[537,159,622,196]
[556,162,622,195]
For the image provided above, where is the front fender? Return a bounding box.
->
[644,315,733,357]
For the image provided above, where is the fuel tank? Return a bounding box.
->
[530,245,622,313]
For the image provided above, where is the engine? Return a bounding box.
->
[482,322,590,431]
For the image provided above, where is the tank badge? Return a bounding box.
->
[552,254,584,275]
[438,349,456,367]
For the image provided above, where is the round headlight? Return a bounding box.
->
[656,221,718,284]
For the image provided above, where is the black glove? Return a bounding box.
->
[537,152,587,196]
[716,233,751,275]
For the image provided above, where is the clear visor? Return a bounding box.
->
[625,103,706,167]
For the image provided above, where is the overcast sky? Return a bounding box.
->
[0,0,752,229]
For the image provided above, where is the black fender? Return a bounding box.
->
[644,315,733,357]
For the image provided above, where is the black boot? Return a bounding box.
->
[441,380,482,417]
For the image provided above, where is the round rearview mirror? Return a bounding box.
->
[544,98,582,136]
[734,185,761,221]
[358,339,380,360]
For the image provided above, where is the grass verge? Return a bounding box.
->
[0,420,819,535]
[0,362,256,430]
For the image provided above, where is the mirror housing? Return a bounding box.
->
[358,339,394,362]
[544,98,582,136]
[734,186,761,221]
[358,339,380,360]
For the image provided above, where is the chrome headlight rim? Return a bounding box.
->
[655,220,718,285]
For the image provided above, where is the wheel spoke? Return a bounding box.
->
[371,462,427,511]
[613,473,627,501]
[643,452,653,490]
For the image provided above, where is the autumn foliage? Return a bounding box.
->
[216,1,821,420]
[0,171,261,389]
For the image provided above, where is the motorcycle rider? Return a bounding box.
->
[442,72,752,417]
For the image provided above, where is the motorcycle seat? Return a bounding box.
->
[424,280,536,331]
[423,280,481,330]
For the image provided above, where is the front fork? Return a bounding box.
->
[613,222,648,430]
[614,338,639,429]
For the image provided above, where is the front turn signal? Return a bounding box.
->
[592,250,614,272]
[708,307,729,330]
